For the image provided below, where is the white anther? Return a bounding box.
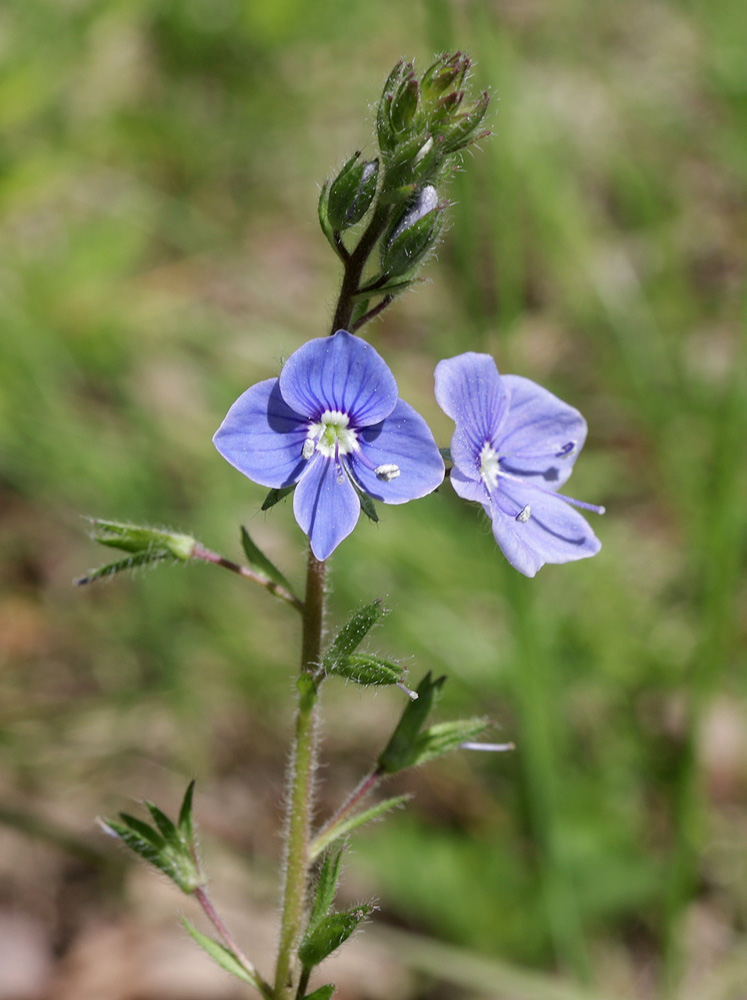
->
[302,438,315,460]
[516,505,531,523]
[375,463,401,482]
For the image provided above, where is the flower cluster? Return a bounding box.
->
[215,331,603,574]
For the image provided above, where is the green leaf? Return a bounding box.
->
[324,601,386,670]
[240,526,295,593]
[377,672,446,774]
[310,795,411,860]
[309,846,344,928]
[180,918,262,989]
[327,653,404,688]
[178,779,196,843]
[261,485,295,511]
[298,905,373,968]
[305,987,335,1000]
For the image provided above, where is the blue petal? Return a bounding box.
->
[499,376,588,489]
[449,465,488,504]
[213,378,309,488]
[293,453,361,560]
[434,353,510,459]
[487,481,601,577]
[279,330,398,426]
[348,400,445,503]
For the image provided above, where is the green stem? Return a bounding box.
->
[274,549,326,999]
[330,204,390,333]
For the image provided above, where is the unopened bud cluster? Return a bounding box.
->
[319,53,489,314]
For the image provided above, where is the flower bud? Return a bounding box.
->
[380,185,443,277]
[420,51,471,105]
[327,153,379,231]
[441,91,490,154]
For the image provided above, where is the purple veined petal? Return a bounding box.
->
[449,464,488,504]
[213,378,309,488]
[487,479,601,577]
[497,375,588,488]
[434,353,510,455]
[279,330,398,426]
[348,399,445,504]
[293,452,361,561]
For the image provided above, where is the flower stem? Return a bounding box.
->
[194,887,274,999]
[191,545,304,613]
[310,769,382,857]
[330,204,390,334]
[274,549,326,999]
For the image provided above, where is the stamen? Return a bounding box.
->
[302,438,315,460]
[375,463,400,482]
[498,468,605,515]
[461,741,515,752]
[516,505,531,523]
[396,681,419,701]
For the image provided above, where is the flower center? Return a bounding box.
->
[479,442,501,490]
[305,410,359,459]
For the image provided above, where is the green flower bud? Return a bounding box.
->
[327,153,379,231]
[420,51,471,105]
[380,186,444,277]
[441,91,490,154]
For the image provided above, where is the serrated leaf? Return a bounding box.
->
[75,549,170,585]
[180,918,262,989]
[298,905,373,968]
[309,846,344,927]
[261,485,295,511]
[305,987,335,1000]
[324,601,386,670]
[310,795,411,860]
[327,653,404,688]
[240,526,294,593]
[178,779,196,842]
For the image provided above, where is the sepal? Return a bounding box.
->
[377,672,445,774]
[327,653,404,689]
[76,518,198,584]
[324,600,387,667]
[298,904,374,968]
[305,987,335,1000]
[327,153,379,231]
[309,794,410,860]
[100,781,201,894]
[309,847,344,928]
[261,485,295,510]
[381,187,444,277]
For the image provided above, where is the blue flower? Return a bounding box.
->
[214,330,445,560]
[434,352,604,577]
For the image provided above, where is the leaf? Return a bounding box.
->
[180,918,262,988]
[308,846,344,927]
[310,795,411,860]
[240,526,294,593]
[261,485,295,511]
[298,905,373,968]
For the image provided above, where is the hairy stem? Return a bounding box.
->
[194,887,274,999]
[330,204,390,334]
[192,545,304,613]
[274,550,326,999]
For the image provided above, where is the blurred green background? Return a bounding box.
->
[1,0,746,997]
